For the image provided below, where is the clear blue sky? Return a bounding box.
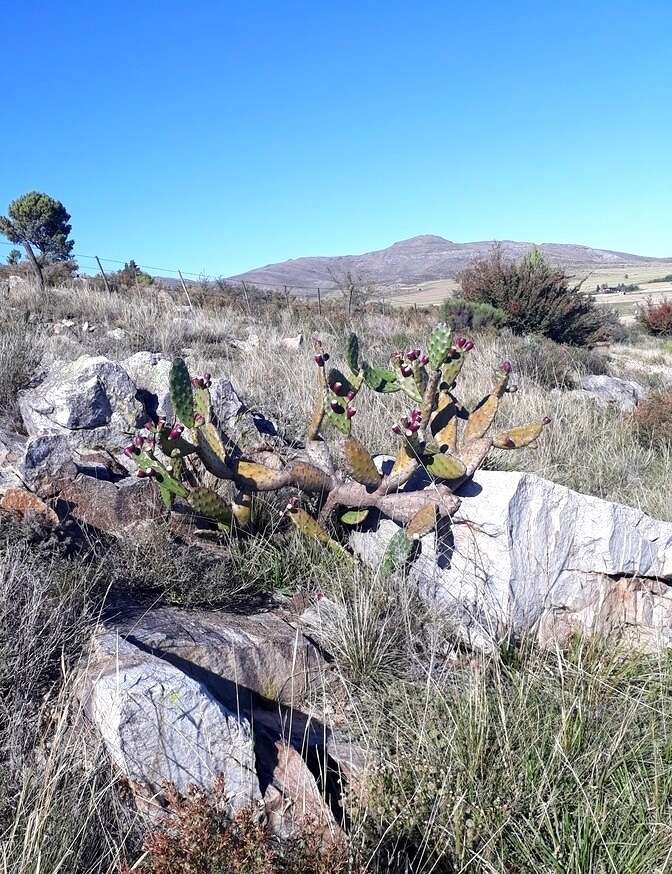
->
[2,0,671,278]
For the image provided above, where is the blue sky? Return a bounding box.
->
[1,0,671,278]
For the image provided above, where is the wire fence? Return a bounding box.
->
[0,238,339,295]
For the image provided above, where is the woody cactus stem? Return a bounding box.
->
[125,324,549,552]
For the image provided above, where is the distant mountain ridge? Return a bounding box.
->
[228,235,667,291]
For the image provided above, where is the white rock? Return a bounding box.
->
[123,351,173,419]
[81,632,261,812]
[351,471,672,651]
[107,327,129,342]
[279,334,303,351]
[579,375,648,411]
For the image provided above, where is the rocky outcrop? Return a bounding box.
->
[80,607,349,840]
[351,470,672,651]
[19,355,144,452]
[81,632,261,814]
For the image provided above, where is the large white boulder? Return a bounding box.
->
[351,471,672,651]
[81,632,261,812]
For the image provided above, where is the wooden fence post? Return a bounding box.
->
[317,286,322,315]
[95,256,111,294]
[178,270,193,309]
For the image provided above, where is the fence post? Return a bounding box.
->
[95,256,111,294]
[177,270,193,309]
[317,286,322,315]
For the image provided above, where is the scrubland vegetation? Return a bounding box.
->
[2,264,672,873]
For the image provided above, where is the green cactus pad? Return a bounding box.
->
[196,423,231,478]
[325,404,352,436]
[193,386,211,422]
[346,332,360,375]
[362,362,400,393]
[440,353,465,388]
[424,451,467,480]
[397,372,424,403]
[327,367,355,397]
[428,322,452,371]
[158,485,174,510]
[340,508,369,525]
[169,357,195,428]
[187,486,232,525]
[341,437,381,489]
[381,528,414,576]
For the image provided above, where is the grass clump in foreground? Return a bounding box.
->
[351,640,672,873]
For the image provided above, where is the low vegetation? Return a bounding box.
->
[637,297,672,336]
[1,266,672,872]
[459,246,620,346]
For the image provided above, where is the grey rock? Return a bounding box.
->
[81,632,261,811]
[579,375,648,411]
[107,606,324,707]
[107,327,129,342]
[18,355,144,452]
[351,470,672,652]
[57,474,162,534]
[16,435,77,491]
[279,334,303,351]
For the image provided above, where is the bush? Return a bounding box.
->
[633,390,672,448]
[459,246,620,346]
[124,780,354,874]
[636,298,672,336]
[441,296,507,333]
[507,334,610,389]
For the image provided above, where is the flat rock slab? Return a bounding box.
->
[106,605,325,709]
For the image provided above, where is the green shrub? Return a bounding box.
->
[459,246,620,346]
[507,334,610,389]
[441,296,507,332]
[0,317,40,427]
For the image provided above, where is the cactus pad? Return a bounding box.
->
[196,424,231,478]
[406,504,437,539]
[340,508,369,525]
[381,529,414,576]
[193,386,211,422]
[428,322,452,370]
[440,353,465,388]
[290,462,333,493]
[424,451,466,481]
[169,357,195,428]
[346,332,360,375]
[287,506,345,553]
[235,461,287,491]
[232,492,252,529]
[464,393,499,442]
[341,437,381,489]
[362,362,400,393]
[188,486,232,525]
[493,420,546,449]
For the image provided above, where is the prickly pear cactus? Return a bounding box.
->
[121,323,549,565]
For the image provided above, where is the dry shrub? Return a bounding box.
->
[633,389,672,447]
[637,297,672,336]
[123,780,355,874]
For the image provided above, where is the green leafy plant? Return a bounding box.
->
[124,323,549,556]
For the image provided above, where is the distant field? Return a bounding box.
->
[386,261,672,313]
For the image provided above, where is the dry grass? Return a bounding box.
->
[2,279,672,872]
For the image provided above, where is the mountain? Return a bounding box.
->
[228,235,667,291]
